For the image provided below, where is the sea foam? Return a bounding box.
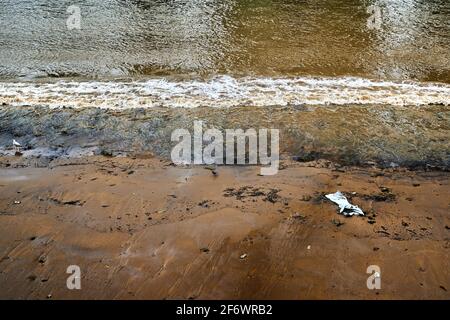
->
[1,76,449,109]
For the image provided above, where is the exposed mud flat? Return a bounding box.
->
[0,157,448,299]
[0,103,449,169]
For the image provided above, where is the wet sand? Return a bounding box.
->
[0,156,448,299]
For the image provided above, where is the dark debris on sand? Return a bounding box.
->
[223,186,281,203]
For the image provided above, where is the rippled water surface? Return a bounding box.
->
[0,0,449,82]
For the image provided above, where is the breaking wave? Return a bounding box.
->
[1,76,449,109]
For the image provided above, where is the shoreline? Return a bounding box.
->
[1,103,449,170]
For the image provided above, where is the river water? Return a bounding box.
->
[0,0,449,108]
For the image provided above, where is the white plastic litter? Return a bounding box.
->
[325,191,364,216]
[12,139,22,153]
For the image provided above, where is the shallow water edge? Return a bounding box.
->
[0,103,448,170]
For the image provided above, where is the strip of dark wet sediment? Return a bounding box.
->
[0,104,448,170]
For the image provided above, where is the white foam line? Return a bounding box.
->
[0,76,449,108]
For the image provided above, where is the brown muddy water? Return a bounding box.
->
[0,0,449,167]
[0,0,449,81]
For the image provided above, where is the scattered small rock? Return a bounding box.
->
[240,253,247,259]
[100,149,113,157]
[362,192,396,202]
[198,200,211,208]
[292,213,306,221]
[200,247,210,253]
[27,274,37,281]
[301,195,312,201]
[331,219,344,227]
[370,171,384,177]
[50,198,85,206]
[264,189,280,203]
[38,254,47,264]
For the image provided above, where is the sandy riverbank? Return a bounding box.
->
[0,156,448,299]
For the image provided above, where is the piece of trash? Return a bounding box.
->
[12,139,23,153]
[12,139,23,155]
[240,253,247,259]
[12,139,21,147]
[307,245,311,250]
[325,191,364,216]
